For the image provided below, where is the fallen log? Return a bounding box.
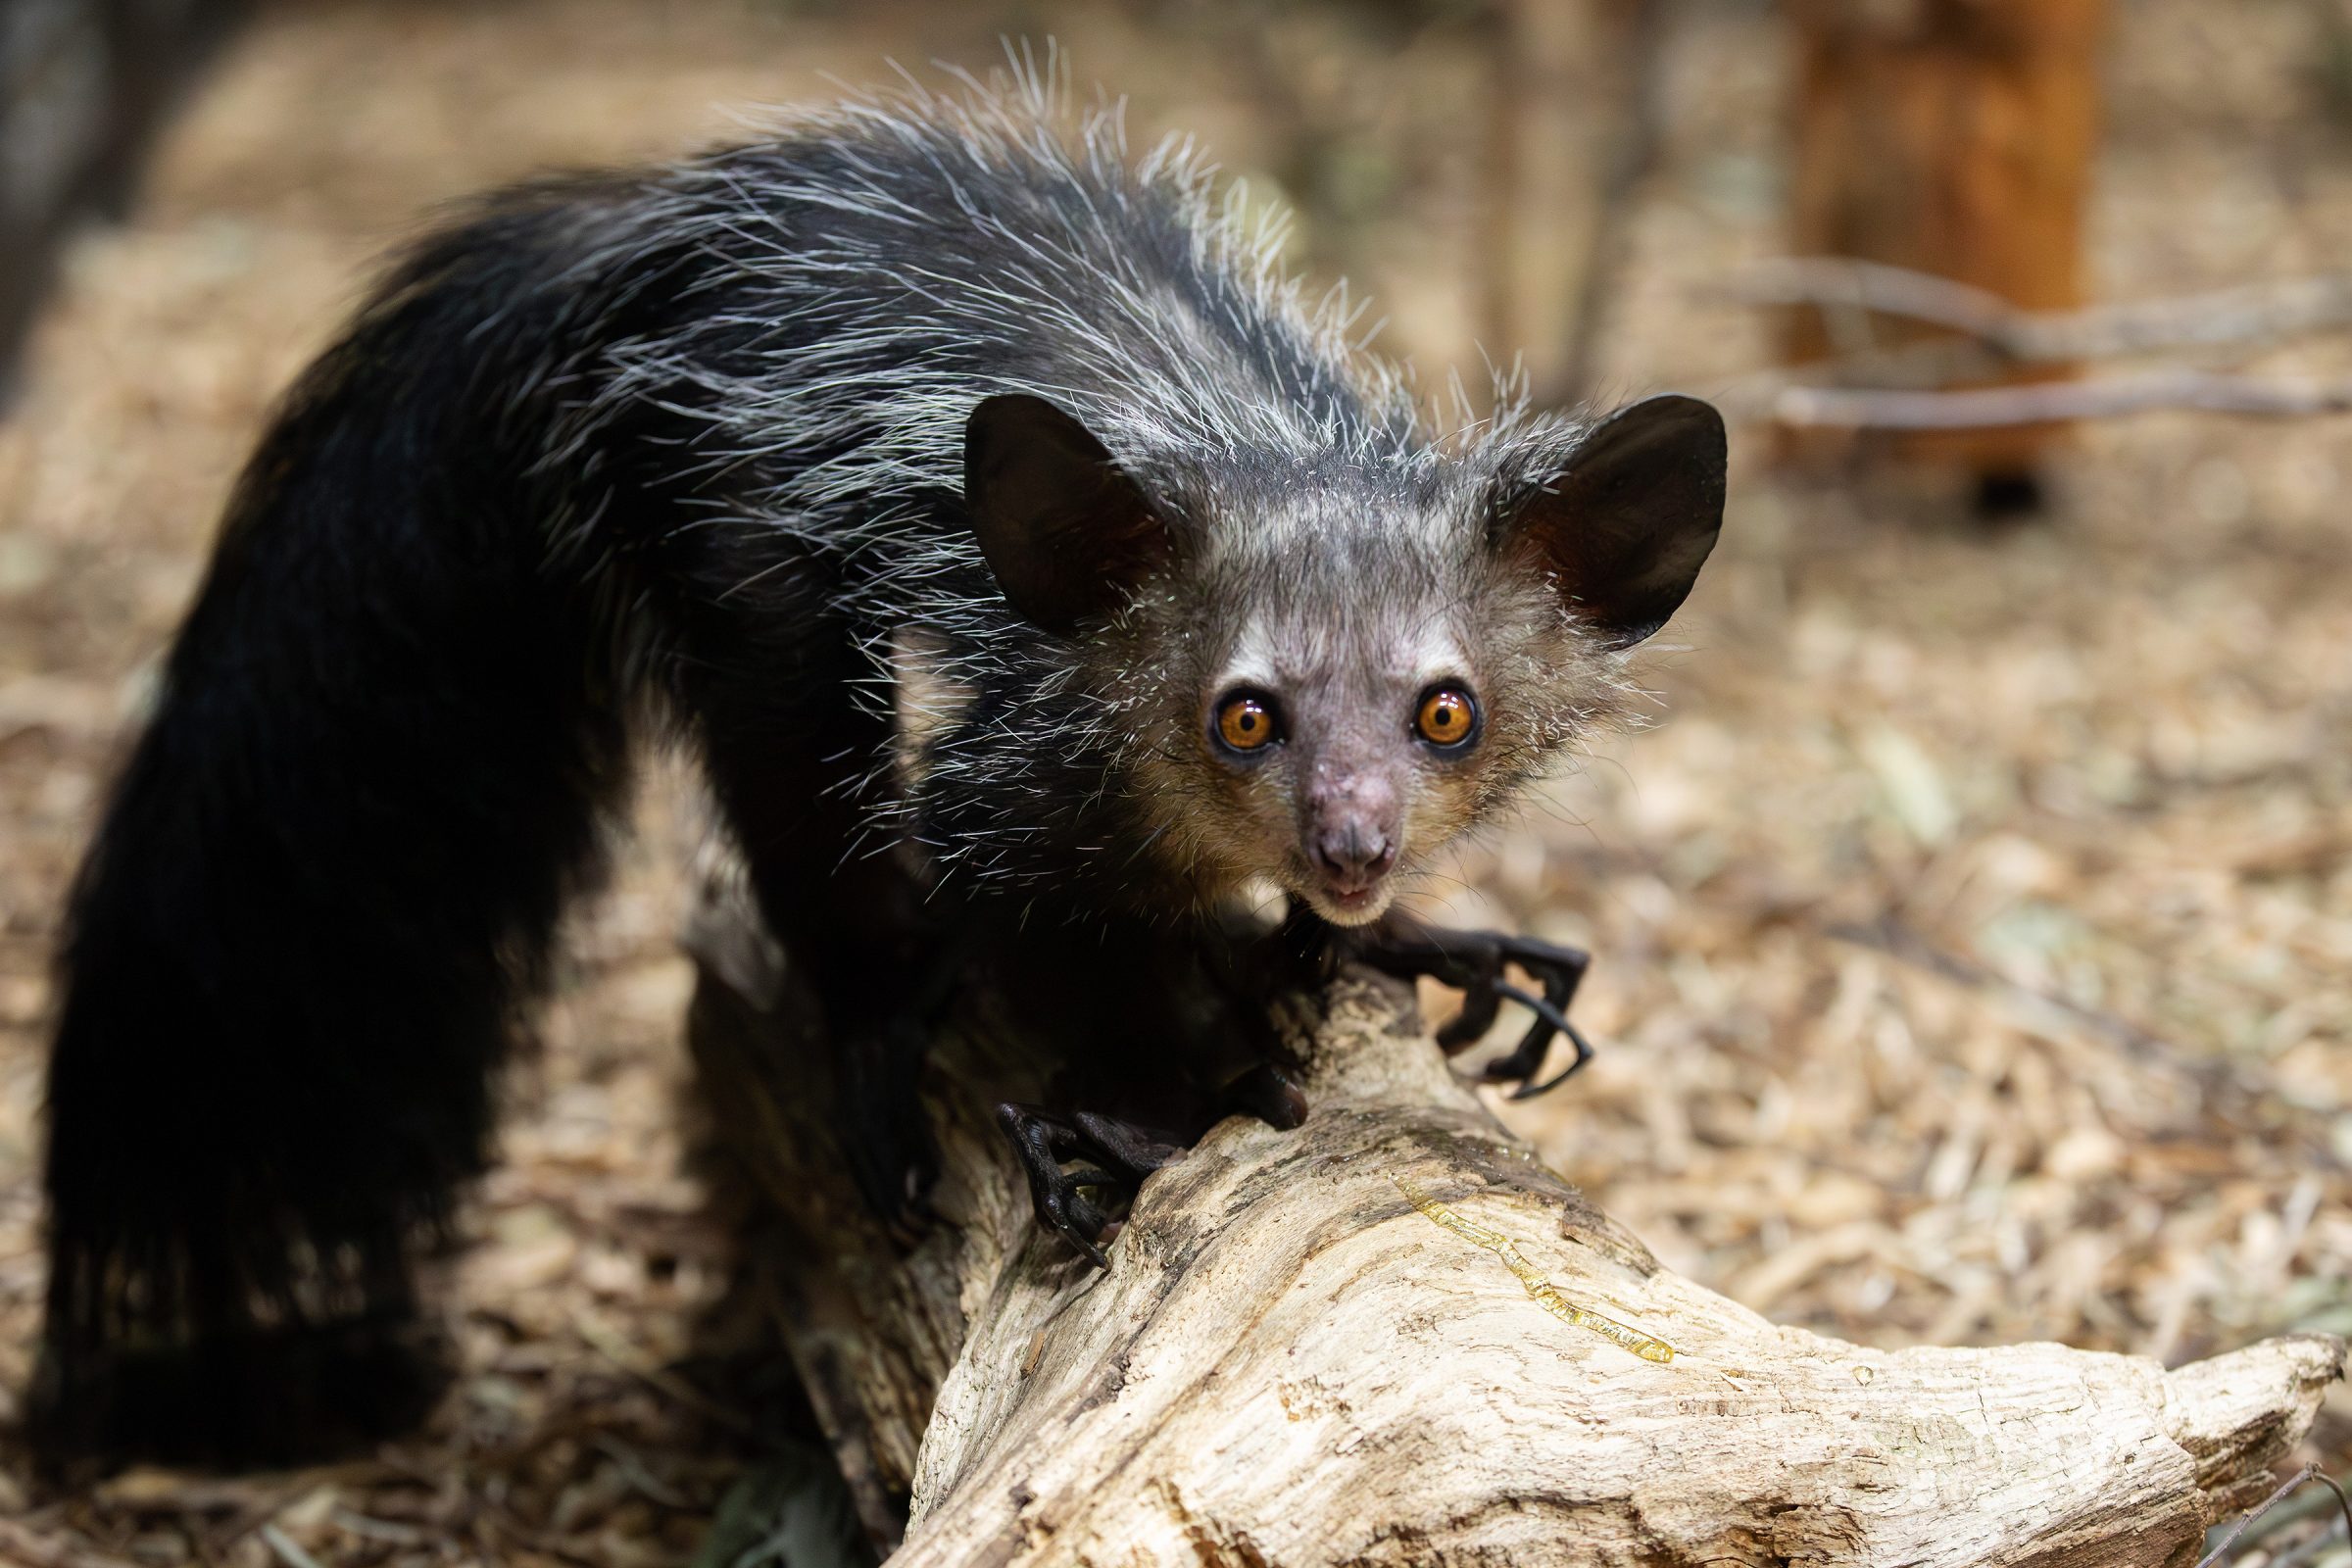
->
[681,872,2343,1568]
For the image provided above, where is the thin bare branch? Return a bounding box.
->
[1744,368,2352,428]
[1720,257,2352,363]
[1553,0,1671,405]
[2196,1466,2352,1568]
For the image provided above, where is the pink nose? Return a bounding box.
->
[1312,817,1396,887]
[1305,766,1401,890]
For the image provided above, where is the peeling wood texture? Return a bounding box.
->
[684,884,2342,1568]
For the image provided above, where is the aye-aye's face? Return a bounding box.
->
[960,392,1728,924]
[1128,520,1604,927]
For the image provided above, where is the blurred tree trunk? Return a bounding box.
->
[1479,0,1667,409]
[0,0,244,398]
[1783,0,2109,500]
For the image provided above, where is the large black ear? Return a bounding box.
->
[1496,394,1727,649]
[963,394,1172,636]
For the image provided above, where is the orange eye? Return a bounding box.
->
[1416,687,1478,749]
[1214,692,1280,754]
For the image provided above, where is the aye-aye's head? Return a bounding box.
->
[961,392,1726,927]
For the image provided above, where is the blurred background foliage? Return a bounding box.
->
[0,2,2347,1564]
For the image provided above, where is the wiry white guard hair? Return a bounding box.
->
[508,53,1616,908]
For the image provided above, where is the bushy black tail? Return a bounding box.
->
[33,184,660,1463]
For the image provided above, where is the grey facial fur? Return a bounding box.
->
[554,57,1710,919]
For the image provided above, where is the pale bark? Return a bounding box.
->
[682,883,2343,1568]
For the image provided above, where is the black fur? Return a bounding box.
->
[33,88,1724,1463]
[36,182,656,1459]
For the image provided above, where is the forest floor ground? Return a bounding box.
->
[0,1,2345,1563]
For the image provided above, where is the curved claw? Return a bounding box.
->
[1044,1203,1110,1270]
[1489,980,1595,1100]
[1029,1161,1111,1269]
[1476,980,1574,1088]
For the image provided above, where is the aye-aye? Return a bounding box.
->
[35,78,1725,1461]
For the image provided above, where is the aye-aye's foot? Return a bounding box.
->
[1000,1061,1307,1266]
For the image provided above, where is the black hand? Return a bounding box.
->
[1358,921,1596,1100]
